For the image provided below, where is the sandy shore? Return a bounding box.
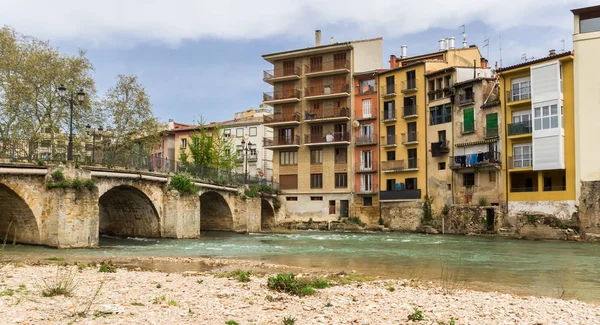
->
[0,259,599,325]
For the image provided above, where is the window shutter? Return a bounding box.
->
[486,113,498,137]
[464,108,474,132]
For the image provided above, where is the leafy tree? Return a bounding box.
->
[187,120,213,167]
[211,124,237,174]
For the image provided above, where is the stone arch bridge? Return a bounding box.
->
[0,164,282,248]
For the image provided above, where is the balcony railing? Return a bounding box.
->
[305,60,350,74]
[401,132,418,144]
[380,189,421,200]
[485,127,499,138]
[458,92,475,105]
[357,110,377,120]
[507,88,531,103]
[510,187,537,193]
[305,107,350,121]
[236,154,258,162]
[381,84,396,97]
[263,66,301,81]
[357,184,378,194]
[356,161,377,173]
[356,84,376,95]
[263,89,301,102]
[304,132,350,144]
[383,134,396,146]
[508,155,532,169]
[305,83,350,97]
[402,105,418,118]
[382,109,396,122]
[381,158,418,171]
[264,112,301,124]
[507,121,532,136]
[431,140,450,157]
[450,151,502,169]
[428,89,451,101]
[263,135,300,147]
[401,79,418,92]
[543,185,566,192]
[356,133,377,146]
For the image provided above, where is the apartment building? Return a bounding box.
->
[261,31,382,219]
[378,41,483,223]
[498,51,576,223]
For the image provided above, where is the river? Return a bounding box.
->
[4,231,600,302]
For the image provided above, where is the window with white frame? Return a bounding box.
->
[534,104,559,130]
[511,77,531,101]
[224,129,231,137]
[280,151,298,165]
[361,174,373,192]
[362,99,372,118]
[249,127,257,137]
[513,143,532,168]
[512,110,531,124]
[181,138,187,148]
[360,150,372,170]
[236,128,244,137]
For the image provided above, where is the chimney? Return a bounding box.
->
[448,37,455,49]
[315,30,322,47]
[439,39,446,51]
[401,45,407,59]
[389,54,397,69]
[549,49,557,56]
[167,119,174,130]
[480,58,488,68]
[234,113,238,120]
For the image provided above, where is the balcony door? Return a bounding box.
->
[362,99,372,118]
[310,56,322,73]
[361,174,373,192]
[282,82,295,98]
[333,53,347,69]
[360,124,373,137]
[279,128,294,144]
[282,60,295,76]
[407,122,417,142]
[334,123,347,138]
[360,150,372,170]
[408,148,417,168]
[282,104,295,120]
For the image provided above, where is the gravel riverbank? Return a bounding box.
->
[0,259,598,324]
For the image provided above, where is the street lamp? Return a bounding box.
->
[85,124,103,163]
[57,84,86,161]
[240,139,253,184]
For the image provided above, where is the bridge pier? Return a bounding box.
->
[162,191,200,238]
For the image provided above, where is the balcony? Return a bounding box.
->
[431,141,450,157]
[458,92,475,106]
[401,79,418,93]
[485,127,499,138]
[355,133,377,146]
[506,88,531,104]
[381,158,419,172]
[402,105,418,119]
[507,121,532,137]
[401,132,418,145]
[304,132,350,146]
[305,83,350,100]
[263,89,301,106]
[382,134,397,148]
[381,84,397,98]
[355,162,377,173]
[382,110,396,123]
[263,135,300,149]
[356,84,376,95]
[236,154,258,163]
[508,155,532,169]
[357,184,378,195]
[264,112,301,127]
[451,151,502,170]
[380,189,421,200]
[356,111,377,121]
[428,89,451,101]
[305,60,350,78]
[305,107,350,123]
[263,66,301,84]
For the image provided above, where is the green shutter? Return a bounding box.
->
[463,108,474,132]
[486,113,498,137]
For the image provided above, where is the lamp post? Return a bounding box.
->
[57,84,85,161]
[85,124,103,163]
[240,139,253,184]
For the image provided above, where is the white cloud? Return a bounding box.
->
[0,0,592,47]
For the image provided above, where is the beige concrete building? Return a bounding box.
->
[261,31,382,220]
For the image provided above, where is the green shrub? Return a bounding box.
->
[273,198,281,210]
[387,285,395,292]
[167,299,178,306]
[39,266,77,297]
[36,159,46,166]
[308,218,313,225]
[348,216,366,227]
[422,195,433,224]
[71,178,83,189]
[170,173,198,195]
[442,204,450,216]
[244,185,258,198]
[283,316,296,325]
[257,184,274,194]
[98,261,116,273]
[215,269,252,282]
[54,180,71,188]
[478,197,488,207]
[408,307,425,321]
[225,321,239,325]
[51,170,65,182]
[267,273,327,297]
[84,179,95,190]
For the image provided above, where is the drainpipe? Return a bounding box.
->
[502,74,509,219]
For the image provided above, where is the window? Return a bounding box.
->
[486,113,499,137]
[224,129,231,137]
[489,171,497,182]
[444,75,452,88]
[438,162,446,170]
[362,98,372,118]
[283,60,295,75]
[385,76,395,93]
[359,79,375,94]
[534,104,559,130]
[361,174,373,192]
[310,174,323,188]
[360,124,373,137]
[310,56,323,72]
[286,196,298,201]
[511,77,531,101]
[430,103,452,125]
[386,125,396,145]
[310,149,322,164]
[363,197,373,207]
[407,148,417,169]
[386,179,396,191]
[403,96,416,116]
[383,100,395,119]
[250,147,257,156]
[438,130,446,142]
[463,173,475,186]
[249,127,257,137]
[333,52,347,69]
[181,138,187,148]
[581,15,600,33]
[463,86,474,101]
[280,175,298,190]
[513,110,531,124]
[406,122,417,142]
[513,144,532,168]
[335,148,347,164]
[310,196,323,201]
[360,150,372,170]
[405,178,417,190]
[280,151,298,165]
[236,128,244,137]
[406,70,416,89]
[463,108,474,132]
[387,150,396,161]
[335,173,347,188]
[544,177,552,191]
[278,128,294,144]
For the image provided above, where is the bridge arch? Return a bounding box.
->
[99,185,161,237]
[0,182,41,244]
[261,198,275,230]
[200,191,233,231]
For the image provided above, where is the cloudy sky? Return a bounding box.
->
[1,0,594,124]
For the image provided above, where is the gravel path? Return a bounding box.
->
[0,262,598,325]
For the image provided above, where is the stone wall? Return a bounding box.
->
[439,205,503,234]
[0,174,46,244]
[578,181,600,235]
[162,190,200,238]
[505,200,577,227]
[380,201,423,231]
[200,191,234,231]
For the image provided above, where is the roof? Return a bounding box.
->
[220,116,265,127]
[354,69,388,77]
[496,51,573,73]
[261,37,382,59]
[452,77,497,88]
[571,5,600,15]
[424,67,455,77]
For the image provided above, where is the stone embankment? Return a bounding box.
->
[0,259,598,324]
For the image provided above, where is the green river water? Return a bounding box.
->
[6,231,600,303]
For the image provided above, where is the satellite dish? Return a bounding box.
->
[352,120,360,128]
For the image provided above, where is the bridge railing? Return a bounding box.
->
[176,162,279,189]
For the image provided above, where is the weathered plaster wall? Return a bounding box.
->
[577,181,600,234]
[506,200,577,227]
[381,201,423,231]
[440,205,503,234]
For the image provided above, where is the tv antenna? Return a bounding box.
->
[560,39,565,52]
[483,37,490,59]
[499,33,503,68]
[521,53,534,62]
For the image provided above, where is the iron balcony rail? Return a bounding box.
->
[381,158,419,171]
[485,127,499,138]
[431,140,450,157]
[263,135,300,147]
[356,161,378,172]
[510,187,537,193]
[263,89,301,101]
[264,111,301,124]
[384,134,397,146]
[305,107,350,120]
[304,132,350,144]
[507,121,532,136]
[428,89,451,101]
[380,189,421,200]
[543,185,566,192]
[381,84,396,96]
[355,133,377,146]
[507,155,532,169]
[507,88,531,102]
[263,66,301,81]
[357,110,377,120]
[305,83,350,97]
[236,154,258,162]
[356,84,376,95]
[403,105,418,117]
[305,59,350,73]
[357,183,378,194]
[458,92,475,105]
[401,132,418,144]
[382,109,396,121]
[401,79,418,92]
